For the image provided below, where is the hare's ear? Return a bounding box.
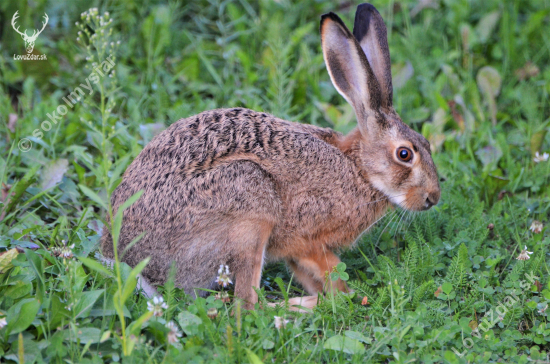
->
[353,3,393,109]
[320,12,382,122]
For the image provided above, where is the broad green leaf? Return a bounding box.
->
[345,330,372,344]
[25,249,45,303]
[78,257,114,278]
[476,11,500,43]
[245,349,264,364]
[442,282,453,295]
[41,159,69,190]
[336,262,346,272]
[48,295,70,330]
[6,298,41,335]
[324,335,365,355]
[0,248,19,274]
[74,290,104,319]
[262,339,275,349]
[177,311,202,336]
[78,185,108,211]
[4,280,32,299]
[477,66,501,97]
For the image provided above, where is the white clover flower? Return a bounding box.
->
[534,151,549,163]
[215,265,233,288]
[0,317,7,329]
[147,296,168,316]
[165,321,182,344]
[274,316,290,329]
[530,220,543,234]
[516,246,533,261]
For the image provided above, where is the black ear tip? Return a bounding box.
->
[353,3,383,41]
[356,3,380,15]
[320,12,347,32]
[321,12,342,23]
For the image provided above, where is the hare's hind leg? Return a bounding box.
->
[196,160,279,309]
[230,219,273,309]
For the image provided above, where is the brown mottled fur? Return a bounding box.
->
[101,3,440,310]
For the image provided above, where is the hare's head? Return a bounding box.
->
[321,3,440,211]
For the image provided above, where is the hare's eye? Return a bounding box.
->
[397,147,413,162]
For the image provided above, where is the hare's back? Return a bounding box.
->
[126,108,339,178]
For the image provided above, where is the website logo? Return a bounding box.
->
[11,11,48,60]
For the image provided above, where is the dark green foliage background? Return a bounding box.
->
[1,0,550,363]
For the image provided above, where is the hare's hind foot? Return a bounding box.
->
[286,249,349,296]
[266,296,319,313]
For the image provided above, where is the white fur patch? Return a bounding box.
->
[369,177,405,208]
[95,253,158,298]
[389,194,406,207]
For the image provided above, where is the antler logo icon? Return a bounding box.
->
[11,11,49,54]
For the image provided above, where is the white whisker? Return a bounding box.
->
[351,208,396,247]
[374,208,400,248]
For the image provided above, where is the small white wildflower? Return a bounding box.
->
[216,265,233,288]
[207,307,219,319]
[539,304,548,314]
[530,220,543,234]
[516,245,533,261]
[147,296,168,316]
[274,316,290,329]
[534,151,549,163]
[165,321,182,344]
[0,317,7,329]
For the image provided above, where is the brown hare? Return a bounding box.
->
[101,3,440,310]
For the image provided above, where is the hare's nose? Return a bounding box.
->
[425,190,440,209]
[425,197,435,209]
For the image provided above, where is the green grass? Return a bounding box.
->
[1,0,550,362]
